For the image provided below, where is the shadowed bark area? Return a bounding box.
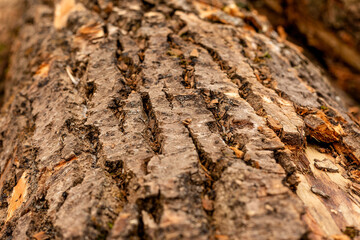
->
[1,0,360,239]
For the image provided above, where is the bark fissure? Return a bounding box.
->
[161,87,174,109]
[140,92,163,154]
[183,123,220,237]
[197,42,241,83]
[167,34,198,89]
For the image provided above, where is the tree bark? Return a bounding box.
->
[1,0,360,239]
[248,0,360,103]
[0,0,24,106]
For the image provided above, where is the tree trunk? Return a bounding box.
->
[249,0,360,103]
[1,0,360,239]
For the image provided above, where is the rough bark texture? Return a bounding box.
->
[1,0,360,239]
[248,0,360,103]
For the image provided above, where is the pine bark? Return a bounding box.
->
[1,0,360,239]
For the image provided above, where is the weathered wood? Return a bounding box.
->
[1,0,360,239]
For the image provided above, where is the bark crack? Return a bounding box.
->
[140,92,163,154]
[183,123,222,238]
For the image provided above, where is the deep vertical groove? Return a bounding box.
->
[140,92,162,154]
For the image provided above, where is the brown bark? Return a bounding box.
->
[0,0,24,106]
[1,0,360,239]
[249,0,360,103]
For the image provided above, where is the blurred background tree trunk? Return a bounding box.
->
[0,0,24,106]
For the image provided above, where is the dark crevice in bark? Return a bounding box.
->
[112,36,147,132]
[180,57,197,89]
[64,118,101,162]
[141,92,162,154]
[70,58,89,80]
[141,0,156,12]
[108,96,127,132]
[129,193,164,240]
[137,36,149,63]
[200,91,235,146]
[167,34,197,89]
[104,159,134,202]
[85,81,96,100]
[136,194,164,225]
[193,39,243,84]
[184,122,225,239]
[161,87,174,109]
[136,211,149,240]
[116,38,124,53]
[184,124,220,181]
[116,53,142,91]
[115,35,146,92]
[274,149,301,191]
